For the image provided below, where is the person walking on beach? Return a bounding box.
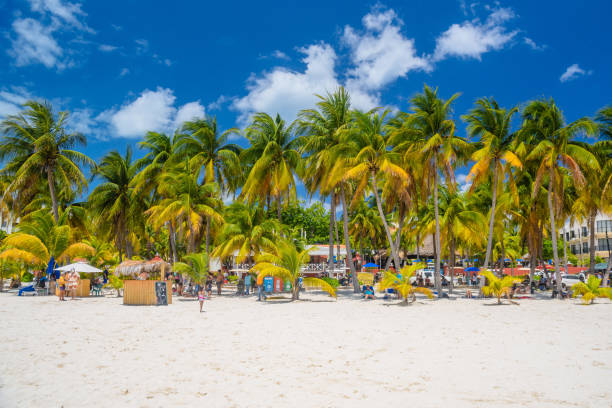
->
[206,279,212,298]
[198,288,205,312]
[216,272,223,295]
[58,272,66,301]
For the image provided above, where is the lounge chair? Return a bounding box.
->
[18,285,36,296]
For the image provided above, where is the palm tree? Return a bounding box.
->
[393,85,468,295]
[173,252,209,286]
[480,270,521,304]
[299,87,352,279]
[241,113,300,220]
[0,210,94,267]
[572,275,612,304]
[462,98,522,270]
[146,161,223,254]
[379,263,434,304]
[251,241,336,300]
[89,147,143,262]
[522,99,598,293]
[213,202,279,266]
[0,101,94,222]
[342,109,409,271]
[349,199,383,264]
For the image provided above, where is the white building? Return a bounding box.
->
[563,212,612,262]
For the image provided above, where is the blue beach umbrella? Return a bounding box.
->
[363,262,379,268]
[46,256,58,279]
[465,267,480,272]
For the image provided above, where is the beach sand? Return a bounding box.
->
[1,289,611,408]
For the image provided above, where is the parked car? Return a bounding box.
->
[560,274,585,290]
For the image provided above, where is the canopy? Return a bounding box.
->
[115,256,171,276]
[56,261,102,273]
[465,267,480,272]
[363,262,379,268]
[594,263,608,271]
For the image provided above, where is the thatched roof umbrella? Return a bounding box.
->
[143,256,172,277]
[114,260,144,277]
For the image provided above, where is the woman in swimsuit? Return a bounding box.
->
[198,289,205,313]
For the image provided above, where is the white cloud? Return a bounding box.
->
[28,0,93,33]
[342,8,431,100]
[433,7,518,61]
[119,68,129,77]
[105,87,177,138]
[232,43,340,123]
[8,18,65,69]
[98,44,117,52]
[272,50,290,60]
[0,88,31,118]
[524,37,546,51]
[174,101,205,128]
[207,95,229,111]
[135,39,149,54]
[69,108,97,135]
[560,64,592,83]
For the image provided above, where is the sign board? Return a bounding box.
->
[263,276,273,292]
[155,281,168,306]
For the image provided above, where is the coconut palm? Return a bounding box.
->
[0,101,94,222]
[522,99,598,292]
[173,252,209,286]
[0,210,94,267]
[251,241,336,300]
[342,109,409,271]
[462,98,522,270]
[392,85,468,295]
[213,202,279,266]
[572,275,612,304]
[299,87,352,278]
[349,199,383,263]
[378,263,434,304]
[89,147,143,262]
[241,113,300,220]
[480,270,521,304]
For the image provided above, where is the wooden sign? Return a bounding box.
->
[155,281,168,305]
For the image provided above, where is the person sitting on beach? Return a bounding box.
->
[364,285,375,300]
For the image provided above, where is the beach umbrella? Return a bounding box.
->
[465,267,480,272]
[363,262,379,268]
[56,261,102,273]
[46,256,58,279]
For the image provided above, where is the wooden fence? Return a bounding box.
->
[55,279,90,297]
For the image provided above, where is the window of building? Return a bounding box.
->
[571,230,575,239]
[596,220,612,233]
[570,244,577,254]
[598,238,612,252]
[582,226,588,237]
[583,242,589,253]
[565,232,570,240]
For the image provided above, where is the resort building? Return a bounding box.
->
[563,213,612,263]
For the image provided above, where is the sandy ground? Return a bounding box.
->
[1,288,611,408]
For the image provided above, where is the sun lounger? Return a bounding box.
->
[18,285,36,296]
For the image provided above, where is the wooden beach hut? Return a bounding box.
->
[116,257,173,305]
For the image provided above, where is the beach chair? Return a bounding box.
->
[18,284,36,296]
[91,283,103,296]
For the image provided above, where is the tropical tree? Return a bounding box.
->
[241,113,300,220]
[392,85,468,295]
[379,263,434,304]
[213,202,279,266]
[89,147,143,262]
[462,98,521,270]
[299,87,352,278]
[572,275,612,304]
[173,252,209,286]
[0,210,94,268]
[250,241,336,300]
[0,101,94,222]
[480,270,521,304]
[342,109,409,271]
[522,99,598,292]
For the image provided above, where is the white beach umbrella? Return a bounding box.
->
[56,261,102,273]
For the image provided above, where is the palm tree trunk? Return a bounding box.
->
[449,234,455,294]
[416,231,420,261]
[334,209,341,268]
[328,192,335,275]
[562,225,568,274]
[483,162,499,270]
[205,216,211,255]
[370,171,401,270]
[499,235,506,277]
[589,210,596,275]
[277,193,282,222]
[547,168,562,294]
[47,168,60,223]
[339,183,358,293]
[384,216,404,271]
[433,160,442,297]
[168,222,178,263]
[117,229,123,263]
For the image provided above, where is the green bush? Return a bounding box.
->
[228,275,238,283]
[21,272,34,282]
[321,277,339,288]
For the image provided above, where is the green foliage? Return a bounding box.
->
[105,274,124,297]
[280,200,330,243]
[481,270,521,304]
[21,271,33,282]
[572,275,612,304]
[320,277,339,288]
[379,263,434,303]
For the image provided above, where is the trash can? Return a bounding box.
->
[273,277,282,293]
[283,280,292,292]
[264,276,273,292]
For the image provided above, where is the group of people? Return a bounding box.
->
[57,270,80,301]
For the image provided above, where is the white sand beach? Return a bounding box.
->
[1,290,611,408]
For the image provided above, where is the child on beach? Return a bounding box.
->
[198,288,205,313]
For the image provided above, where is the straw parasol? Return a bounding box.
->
[114,256,171,277]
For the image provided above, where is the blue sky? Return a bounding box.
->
[1,0,611,201]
